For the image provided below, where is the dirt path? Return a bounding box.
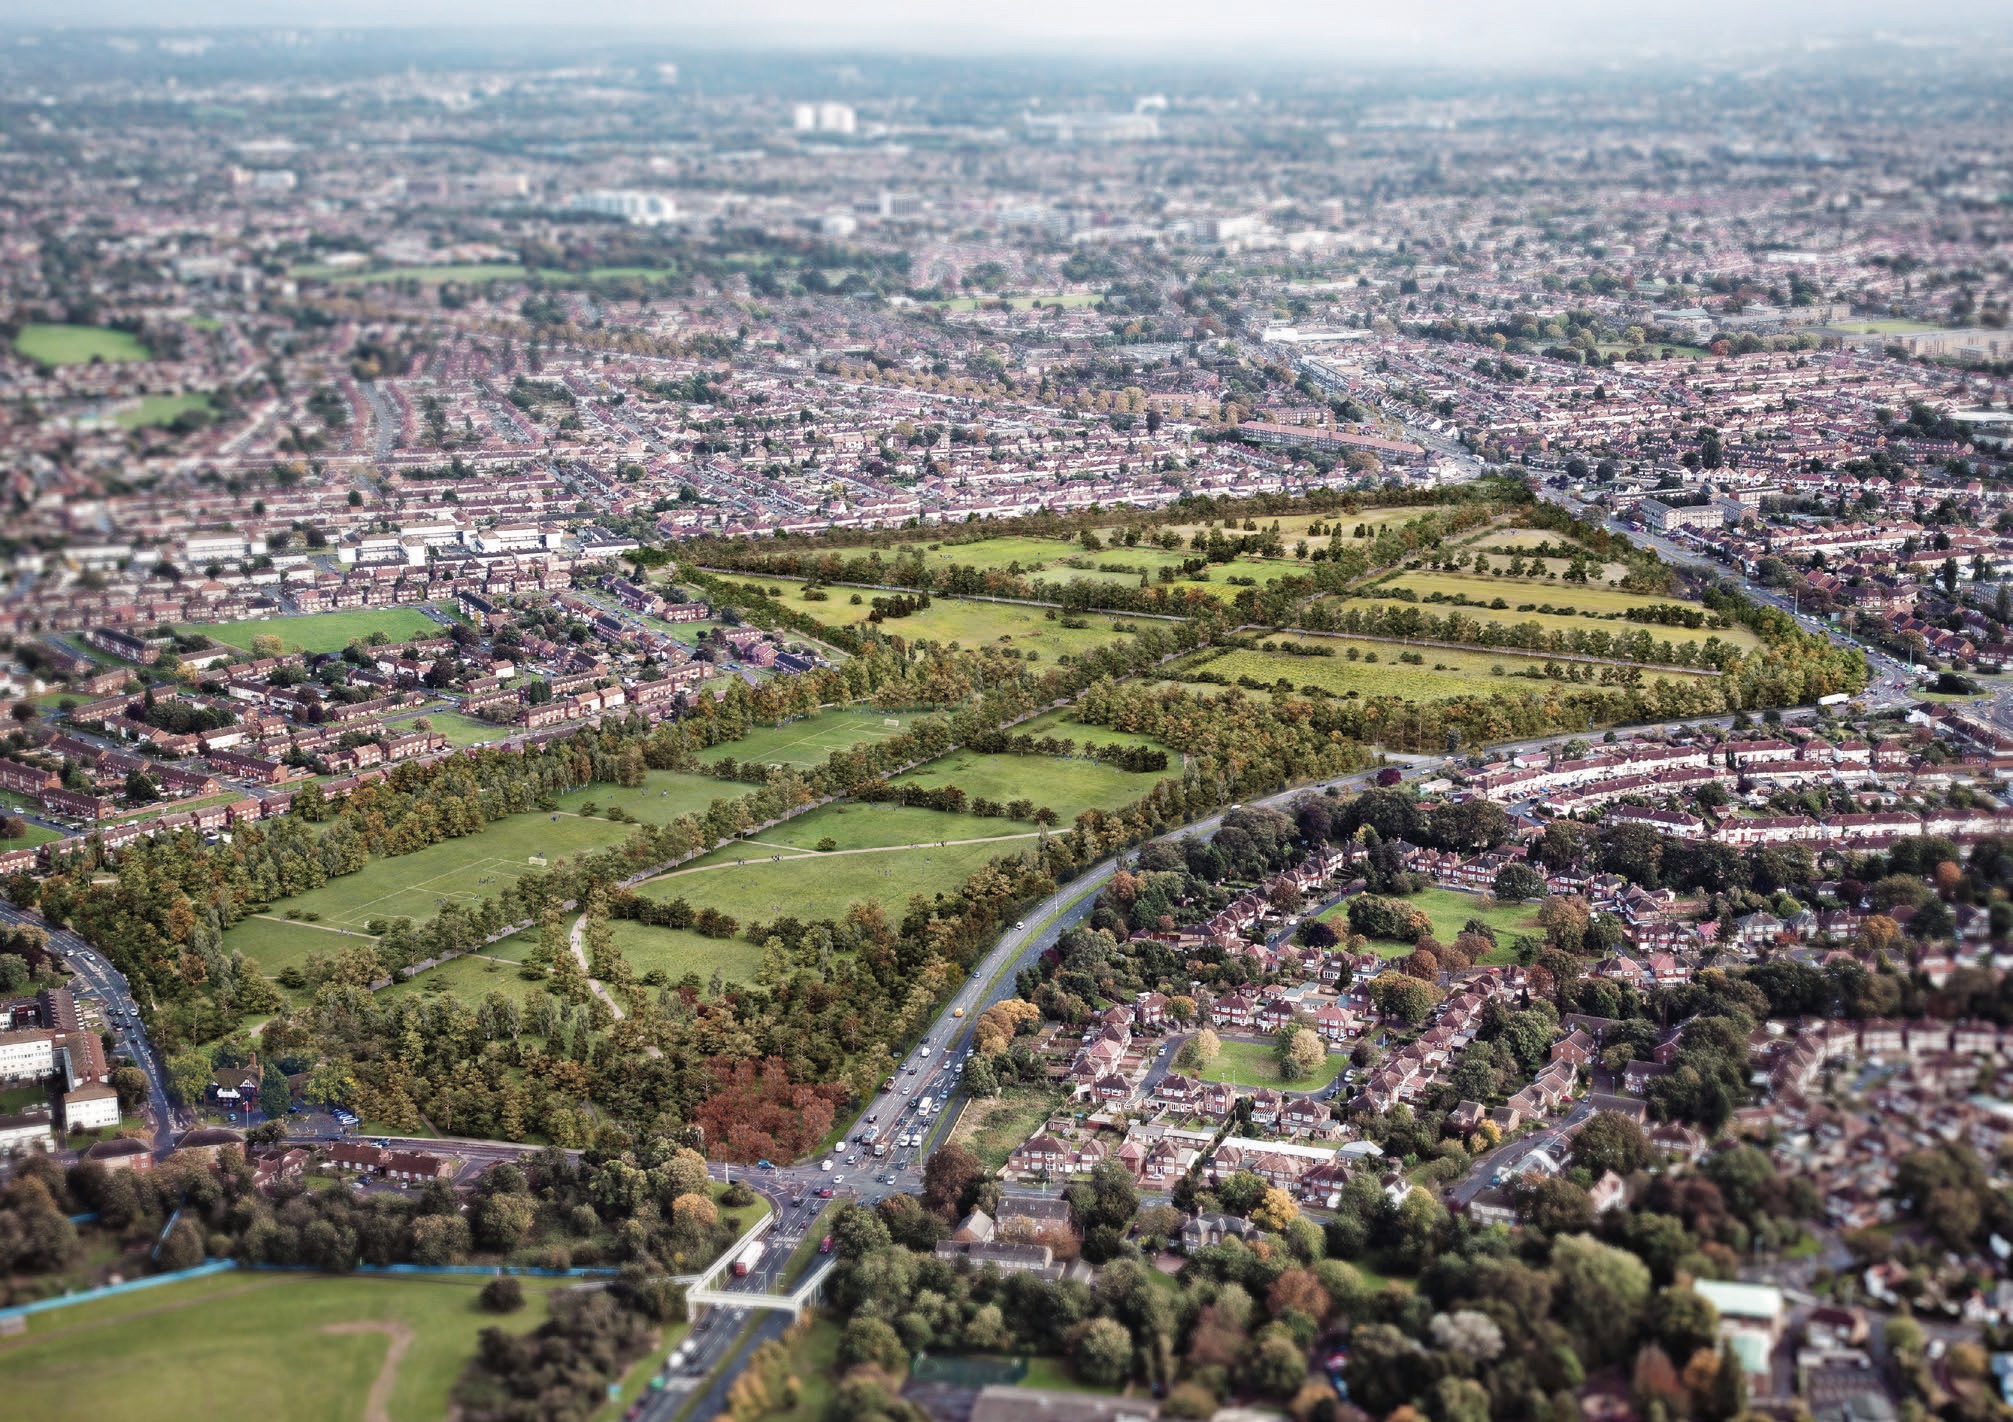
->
[321,1320,414,1422]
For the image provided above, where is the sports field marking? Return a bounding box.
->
[250,914,380,940]
[331,855,528,926]
[644,831,1042,884]
[320,1320,413,1422]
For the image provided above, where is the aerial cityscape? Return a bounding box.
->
[0,12,2011,1422]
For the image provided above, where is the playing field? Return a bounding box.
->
[13,323,151,365]
[184,608,446,655]
[1319,886,1540,961]
[1197,1037,1348,1091]
[639,829,1027,925]
[0,1269,571,1422]
[607,918,764,986]
[1368,570,1688,618]
[701,708,926,770]
[1000,707,1171,754]
[551,769,748,825]
[899,534,1319,601]
[1332,593,1761,650]
[1186,634,1710,701]
[726,579,1147,657]
[313,262,529,285]
[116,393,214,430]
[890,750,1171,821]
[224,811,636,970]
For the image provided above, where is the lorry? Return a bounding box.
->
[731,1241,765,1278]
[916,1095,932,1115]
[873,1139,889,1157]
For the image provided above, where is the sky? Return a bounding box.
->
[5,0,2013,66]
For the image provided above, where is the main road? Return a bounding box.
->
[0,900,181,1149]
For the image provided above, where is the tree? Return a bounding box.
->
[922,1144,983,1220]
[124,769,161,804]
[840,1316,909,1373]
[1492,863,1548,902]
[1252,1186,1300,1232]
[1278,1025,1324,1081]
[1650,1287,1720,1363]
[1177,1028,1221,1073]
[1572,1111,1653,1178]
[1073,1317,1135,1387]
[1248,1331,1308,1399]
[1553,1233,1651,1364]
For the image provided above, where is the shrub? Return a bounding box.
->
[480,1275,526,1313]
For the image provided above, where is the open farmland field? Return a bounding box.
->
[891,749,1171,821]
[13,322,150,365]
[1183,635,1712,701]
[1329,593,1761,650]
[699,707,927,770]
[184,608,445,655]
[725,578,1148,658]
[550,769,746,825]
[222,810,635,966]
[0,1270,572,1422]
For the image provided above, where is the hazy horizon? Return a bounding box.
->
[6,0,2013,67]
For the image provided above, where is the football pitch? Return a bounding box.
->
[224,812,634,969]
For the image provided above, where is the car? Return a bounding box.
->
[907,1067,918,1076]
[756,1159,776,1170]
[818,1187,834,1199]
[820,1159,832,1172]
[952,1006,965,1017]
[865,1114,878,1124]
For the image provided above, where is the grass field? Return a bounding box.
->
[1336,593,1760,650]
[1198,1037,1348,1091]
[0,1269,573,1422]
[727,578,1146,659]
[948,1087,1068,1172]
[419,711,513,747]
[938,291,1105,311]
[604,918,764,987]
[115,393,214,430]
[0,819,62,851]
[1187,634,1710,701]
[315,263,528,285]
[995,707,1171,755]
[14,323,151,365]
[224,811,636,972]
[640,831,1023,926]
[185,608,446,655]
[1319,886,1540,961]
[1369,570,1691,617]
[900,534,1320,601]
[891,750,1170,822]
[551,769,747,826]
[699,708,926,770]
